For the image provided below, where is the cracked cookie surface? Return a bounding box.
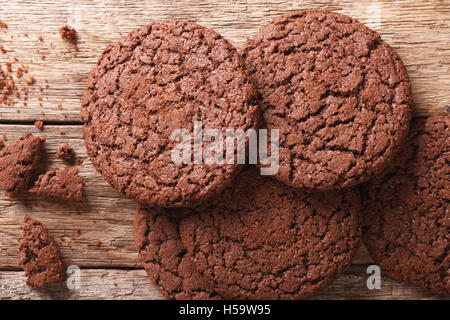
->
[134,205,221,300]
[242,10,412,191]
[81,20,259,207]
[179,166,362,299]
[362,116,450,296]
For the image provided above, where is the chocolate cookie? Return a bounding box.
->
[81,20,259,207]
[362,116,449,296]
[179,166,362,299]
[134,205,221,300]
[0,133,46,193]
[29,168,85,202]
[19,215,66,290]
[242,10,412,191]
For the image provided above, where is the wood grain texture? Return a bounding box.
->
[0,266,444,300]
[0,0,448,300]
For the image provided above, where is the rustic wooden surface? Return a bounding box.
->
[0,0,448,300]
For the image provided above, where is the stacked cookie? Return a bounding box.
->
[81,10,449,299]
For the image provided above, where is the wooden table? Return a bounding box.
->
[0,0,448,300]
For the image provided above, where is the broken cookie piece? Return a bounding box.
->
[29,167,85,202]
[0,133,46,193]
[56,143,75,162]
[19,215,66,290]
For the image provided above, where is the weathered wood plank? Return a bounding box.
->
[0,124,374,270]
[0,266,445,300]
[0,0,449,122]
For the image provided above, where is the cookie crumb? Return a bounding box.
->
[56,143,75,162]
[59,25,77,43]
[0,20,7,29]
[96,240,102,247]
[25,75,35,85]
[16,67,23,78]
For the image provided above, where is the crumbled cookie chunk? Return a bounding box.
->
[59,25,77,43]
[29,167,85,202]
[0,133,46,193]
[18,215,66,290]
